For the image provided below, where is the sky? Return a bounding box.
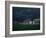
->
[13,7,40,22]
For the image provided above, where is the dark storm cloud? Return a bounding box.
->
[13,7,40,22]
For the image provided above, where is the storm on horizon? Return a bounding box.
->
[13,7,40,22]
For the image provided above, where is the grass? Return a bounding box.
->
[12,23,40,31]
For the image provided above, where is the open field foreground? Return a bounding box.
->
[13,24,40,31]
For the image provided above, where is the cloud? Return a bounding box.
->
[13,7,40,21]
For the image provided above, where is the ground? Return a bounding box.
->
[13,24,40,31]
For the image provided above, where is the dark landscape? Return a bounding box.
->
[12,7,40,31]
